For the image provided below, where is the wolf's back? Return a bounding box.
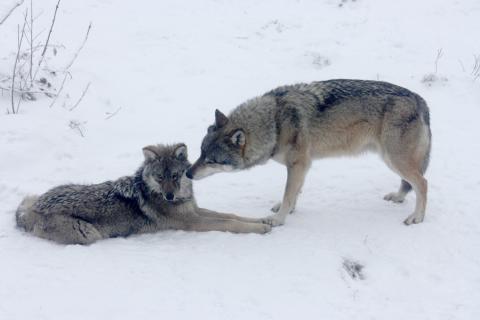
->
[16,195,40,232]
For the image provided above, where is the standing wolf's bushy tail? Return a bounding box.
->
[16,195,40,232]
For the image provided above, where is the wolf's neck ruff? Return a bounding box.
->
[228,95,278,168]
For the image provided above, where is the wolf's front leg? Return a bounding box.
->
[196,208,267,224]
[266,158,310,226]
[179,214,271,234]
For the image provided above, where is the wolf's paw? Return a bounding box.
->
[261,215,285,227]
[247,222,272,234]
[270,202,295,214]
[383,192,405,203]
[271,202,281,213]
[403,213,424,225]
[260,224,272,234]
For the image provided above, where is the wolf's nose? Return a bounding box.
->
[165,193,175,201]
[185,169,193,179]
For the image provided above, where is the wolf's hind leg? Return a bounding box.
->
[33,214,102,245]
[399,171,427,225]
[382,111,430,224]
[383,152,428,225]
[384,179,412,203]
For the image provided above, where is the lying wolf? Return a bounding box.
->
[16,144,270,244]
[186,79,431,226]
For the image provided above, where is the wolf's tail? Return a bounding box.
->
[16,195,40,232]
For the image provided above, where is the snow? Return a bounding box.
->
[1,0,480,319]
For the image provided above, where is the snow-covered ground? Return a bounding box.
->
[1,0,480,319]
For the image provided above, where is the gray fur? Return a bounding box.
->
[187,79,432,226]
[16,144,270,244]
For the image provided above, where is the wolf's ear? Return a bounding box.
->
[174,144,188,160]
[215,109,229,128]
[230,129,245,147]
[142,146,157,160]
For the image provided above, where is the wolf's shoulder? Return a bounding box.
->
[111,175,141,199]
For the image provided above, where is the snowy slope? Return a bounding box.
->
[1,0,480,319]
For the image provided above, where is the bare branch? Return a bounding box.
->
[458,59,466,72]
[11,10,28,114]
[69,82,91,111]
[32,0,60,83]
[39,0,60,60]
[471,54,480,81]
[2,0,92,110]
[434,48,443,74]
[0,85,57,96]
[105,107,122,120]
[49,71,71,108]
[0,0,25,26]
[65,22,92,70]
[68,120,85,137]
[29,0,33,85]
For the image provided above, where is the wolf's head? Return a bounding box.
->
[186,109,246,180]
[141,143,193,202]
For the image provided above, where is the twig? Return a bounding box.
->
[29,0,33,86]
[49,71,70,108]
[65,22,92,70]
[458,59,466,72]
[16,90,22,110]
[105,107,122,120]
[472,55,479,75]
[32,26,46,43]
[69,82,90,111]
[0,85,56,96]
[0,0,25,26]
[11,10,28,114]
[5,44,54,89]
[68,120,85,137]
[39,0,60,61]
[471,54,480,81]
[434,48,443,74]
[32,0,60,82]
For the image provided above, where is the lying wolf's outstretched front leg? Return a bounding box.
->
[196,208,267,224]
[175,212,271,234]
[266,156,311,227]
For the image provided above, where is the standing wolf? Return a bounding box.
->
[16,144,270,244]
[186,79,431,226]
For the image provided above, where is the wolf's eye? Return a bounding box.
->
[156,176,164,182]
[172,173,179,181]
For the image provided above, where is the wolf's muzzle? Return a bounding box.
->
[186,158,203,179]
